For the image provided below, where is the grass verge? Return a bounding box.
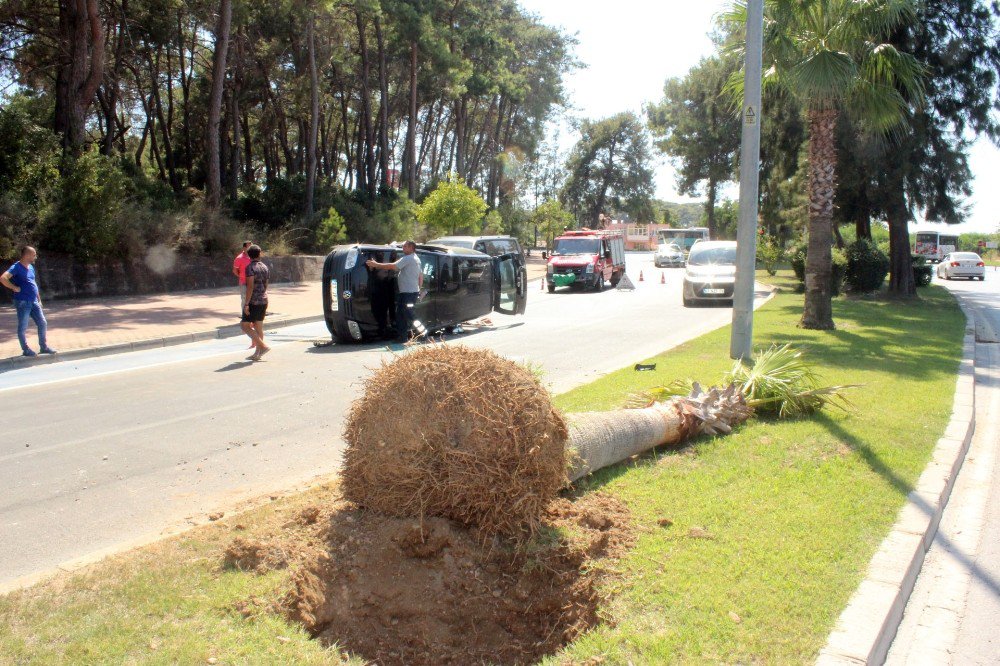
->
[0,272,965,664]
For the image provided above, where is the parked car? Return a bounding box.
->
[322,243,527,343]
[428,235,525,260]
[936,252,986,281]
[682,241,738,307]
[654,243,685,268]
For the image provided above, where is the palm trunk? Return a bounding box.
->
[206,0,232,208]
[567,384,751,481]
[800,108,837,330]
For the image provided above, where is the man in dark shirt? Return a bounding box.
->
[241,244,271,361]
[1,246,57,357]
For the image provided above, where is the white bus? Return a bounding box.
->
[914,230,959,263]
[657,227,710,254]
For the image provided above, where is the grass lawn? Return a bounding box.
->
[547,273,965,663]
[0,272,965,664]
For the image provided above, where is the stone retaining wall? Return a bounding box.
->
[0,252,325,303]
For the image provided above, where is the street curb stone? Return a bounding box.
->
[815,310,977,666]
[0,313,325,372]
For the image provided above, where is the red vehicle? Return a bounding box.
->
[546,230,627,292]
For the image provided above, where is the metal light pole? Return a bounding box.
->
[730,0,765,361]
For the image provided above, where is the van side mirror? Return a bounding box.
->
[605,250,612,259]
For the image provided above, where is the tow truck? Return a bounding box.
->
[545,229,626,292]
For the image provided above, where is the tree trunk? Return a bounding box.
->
[800,108,837,330]
[706,179,717,238]
[54,0,106,154]
[206,0,232,208]
[568,384,751,481]
[887,188,916,297]
[305,12,320,219]
[355,8,376,201]
[403,41,419,199]
[374,13,391,194]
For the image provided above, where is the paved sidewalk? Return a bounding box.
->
[0,282,322,361]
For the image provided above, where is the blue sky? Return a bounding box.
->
[519,0,1000,233]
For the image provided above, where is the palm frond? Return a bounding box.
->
[725,344,861,418]
[627,378,695,409]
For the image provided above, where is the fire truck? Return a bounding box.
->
[545,229,627,292]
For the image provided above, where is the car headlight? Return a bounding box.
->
[344,248,359,270]
[585,263,594,273]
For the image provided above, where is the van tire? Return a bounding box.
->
[610,272,621,287]
[594,275,605,291]
[547,284,555,293]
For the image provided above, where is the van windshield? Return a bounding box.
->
[688,246,737,266]
[552,238,600,255]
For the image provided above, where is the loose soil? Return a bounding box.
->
[228,492,634,665]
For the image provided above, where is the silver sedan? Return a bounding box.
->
[936,252,986,281]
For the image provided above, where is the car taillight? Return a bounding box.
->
[951,261,960,267]
[977,262,985,267]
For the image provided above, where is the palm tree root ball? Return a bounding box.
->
[341,345,569,538]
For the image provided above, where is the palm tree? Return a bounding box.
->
[724,0,923,329]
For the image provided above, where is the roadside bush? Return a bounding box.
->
[756,232,784,276]
[789,242,846,295]
[845,238,890,293]
[912,254,933,287]
[40,152,129,261]
[315,207,347,251]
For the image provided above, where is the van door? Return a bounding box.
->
[492,253,527,315]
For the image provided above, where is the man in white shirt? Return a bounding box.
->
[366,240,423,341]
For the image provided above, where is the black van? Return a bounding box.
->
[322,243,528,343]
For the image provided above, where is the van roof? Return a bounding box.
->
[331,243,488,257]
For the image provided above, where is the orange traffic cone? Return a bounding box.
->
[660,272,666,284]
[639,270,644,282]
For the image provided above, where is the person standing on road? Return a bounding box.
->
[365,240,423,341]
[233,241,254,348]
[241,245,271,361]
[1,246,56,357]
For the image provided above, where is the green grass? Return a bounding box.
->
[0,273,965,664]
[545,272,965,664]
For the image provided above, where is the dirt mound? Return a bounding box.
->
[223,536,294,574]
[283,493,634,666]
[342,345,569,538]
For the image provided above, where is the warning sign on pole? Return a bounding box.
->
[745,106,757,125]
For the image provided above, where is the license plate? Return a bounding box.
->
[704,288,725,294]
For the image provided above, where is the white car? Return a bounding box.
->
[936,252,985,281]
[682,241,737,306]
[654,243,685,268]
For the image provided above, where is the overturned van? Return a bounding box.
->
[322,243,528,343]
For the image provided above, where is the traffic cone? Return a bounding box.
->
[540,277,545,291]
[639,270,644,282]
[660,272,666,284]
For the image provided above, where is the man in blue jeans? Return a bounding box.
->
[365,240,423,341]
[1,246,57,357]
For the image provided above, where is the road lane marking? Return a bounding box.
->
[0,394,293,464]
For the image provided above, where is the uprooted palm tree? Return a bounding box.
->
[342,345,853,537]
[723,0,924,329]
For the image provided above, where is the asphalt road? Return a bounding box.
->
[887,268,1000,665]
[0,253,770,586]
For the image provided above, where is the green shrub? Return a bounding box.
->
[845,238,890,292]
[756,232,784,276]
[315,207,347,251]
[912,254,933,287]
[40,152,129,261]
[789,243,806,281]
[789,242,846,295]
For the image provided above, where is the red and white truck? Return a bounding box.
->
[545,229,627,292]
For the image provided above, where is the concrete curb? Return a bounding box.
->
[816,309,977,665]
[0,313,326,372]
